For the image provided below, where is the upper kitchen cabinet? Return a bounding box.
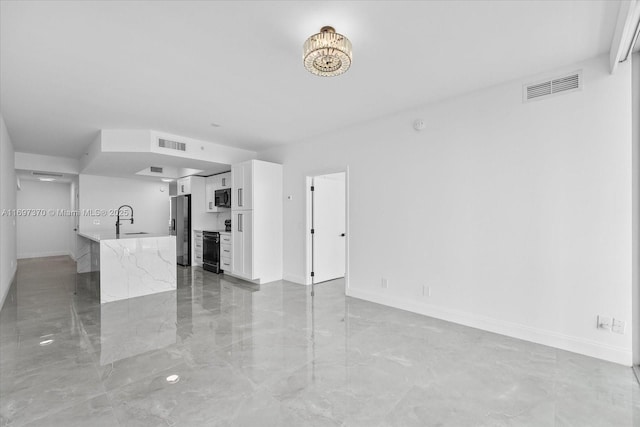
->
[177,176,206,196]
[231,161,253,210]
[219,173,230,188]
[205,176,217,212]
[177,177,191,195]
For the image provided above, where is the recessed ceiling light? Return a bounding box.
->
[210,123,221,128]
[166,374,180,384]
[38,178,55,182]
[161,178,174,182]
[39,339,54,346]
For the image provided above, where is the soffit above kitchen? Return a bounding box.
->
[0,1,622,159]
[13,129,256,182]
[80,129,256,180]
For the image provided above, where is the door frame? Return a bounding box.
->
[632,52,640,374]
[305,167,350,292]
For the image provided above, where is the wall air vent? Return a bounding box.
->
[523,70,582,102]
[158,138,186,151]
[31,172,63,178]
[150,166,163,173]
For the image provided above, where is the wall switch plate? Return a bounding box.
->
[597,315,612,330]
[612,319,625,334]
[381,278,388,289]
[422,285,431,297]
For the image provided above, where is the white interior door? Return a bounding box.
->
[313,173,346,283]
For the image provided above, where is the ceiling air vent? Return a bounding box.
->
[32,172,63,178]
[523,70,582,102]
[158,138,186,151]
[150,166,163,173]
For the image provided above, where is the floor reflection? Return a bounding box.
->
[96,292,177,365]
[1,256,639,427]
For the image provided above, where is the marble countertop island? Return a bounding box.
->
[77,231,176,304]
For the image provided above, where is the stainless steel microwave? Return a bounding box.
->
[214,188,231,208]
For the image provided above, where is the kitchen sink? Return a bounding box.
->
[124,232,148,235]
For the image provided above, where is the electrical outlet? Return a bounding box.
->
[381,278,388,289]
[422,285,431,297]
[597,315,612,330]
[612,319,625,334]
[93,219,100,225]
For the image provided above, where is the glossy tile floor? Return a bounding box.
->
[1,256,639,426]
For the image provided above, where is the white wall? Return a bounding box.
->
[0,115,17,309]
[17,180,71,258]
[78,174,171,234]
[259,55,633,365]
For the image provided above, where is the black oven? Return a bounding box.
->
[214,188,231,208]
[203,231,221,273]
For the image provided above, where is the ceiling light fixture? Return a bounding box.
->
[38,178,56,182]
[161,178,174,182]
[303,26,352,77]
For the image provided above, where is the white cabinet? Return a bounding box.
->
[219,173,230,188]
[219,232,232,272]
[205,172,231,213]
[194,230,203,265]
[231,161,253,210]
[177,177,191,195]
[205,176,216,212]
[230,160,282,283]
[232,211,253,277]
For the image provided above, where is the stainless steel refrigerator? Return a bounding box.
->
[170,195,191,266]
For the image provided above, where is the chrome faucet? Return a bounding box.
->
[115,205,134,236]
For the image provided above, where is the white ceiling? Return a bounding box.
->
[0,0,621,159]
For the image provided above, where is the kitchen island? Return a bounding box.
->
[77,231,176,303]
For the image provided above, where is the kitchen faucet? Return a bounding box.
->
[115,205,134,236]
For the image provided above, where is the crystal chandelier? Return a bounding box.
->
[303,26,352,77]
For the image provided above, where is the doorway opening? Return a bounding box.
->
[305,171,348,296]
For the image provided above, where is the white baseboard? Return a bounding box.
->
[222,271,260,285]
[346,287,632,366]
[283,273,307,285]
[18,251,72,259]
